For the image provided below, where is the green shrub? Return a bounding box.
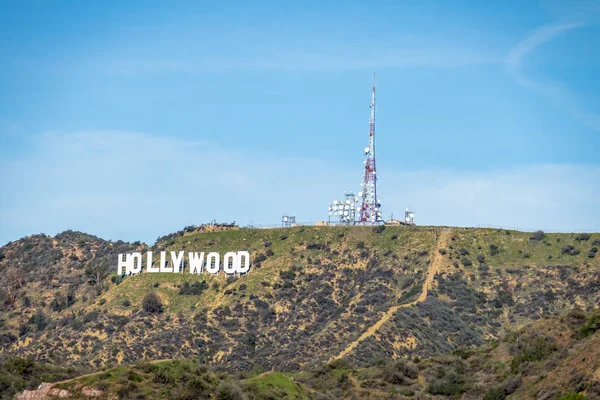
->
[373,225,385,233]
[216,382,245,400]
[182,377,212,398]
[558,394,587,400]
[578,313,600,338]
[575,233,591,241]
[0,356,77,399]
[117,382,140,398]
[510,335,557,373]
[180,281,208,295]
[254,254,267,263]
[28,309,47,332]
[562,245,580,256]
[142,293,163,314]
[530,230,546,241]
[328,358,350,370]
[501,374,521,395]
[428,374,466,396]
[83,310,100,323]
[428,368,466,396]
[152,369,174,384]
[398,284,422,304]
[279,270,296,281]
[126,370,143,382]
[483,386,506,400]
[489,244,500,256]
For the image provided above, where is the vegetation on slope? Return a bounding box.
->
[1,225,600,399]
[0,356,79,400]
[1,226,436,371]
[9,309,600,399]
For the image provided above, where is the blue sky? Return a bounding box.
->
[1,0,599,244]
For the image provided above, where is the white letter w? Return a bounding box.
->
[188,252,205,274]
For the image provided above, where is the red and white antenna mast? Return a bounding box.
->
[358,74,382,224]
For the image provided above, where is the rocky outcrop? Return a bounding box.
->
[15,383,69,399]
[16,383,107,399]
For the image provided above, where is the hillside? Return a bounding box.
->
[9,310,600,399]
[1,225,600,399]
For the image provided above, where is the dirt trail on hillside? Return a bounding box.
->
[330,229,451,362]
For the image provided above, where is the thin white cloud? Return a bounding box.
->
[505,22,600,132]
[74,45,500,76]
[156,48,500,71]
[505,23,582,88]
[1,131,598,245]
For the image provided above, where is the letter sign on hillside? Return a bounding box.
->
[130,252,142,274]
[118,253,128,275]
[189,252,205,274]
[237,251,250,274]
[205,252,220,274]
[223,252,237,275]
[116,250,252,276]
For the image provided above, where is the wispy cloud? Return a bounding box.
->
[505,22,600,132]
[505,23,582,88]
[109,48,500,73]
[60,43,501,76]
[1,131,598,245]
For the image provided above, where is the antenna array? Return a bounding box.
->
[358,74,382,224]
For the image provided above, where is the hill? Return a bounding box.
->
[10,311,600,399]
[1,225,600,398]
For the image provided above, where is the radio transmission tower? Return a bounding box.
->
[358,74,382,224]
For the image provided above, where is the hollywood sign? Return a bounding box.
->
[117,251,251,275]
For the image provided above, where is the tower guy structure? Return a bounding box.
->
[358,74,383,224]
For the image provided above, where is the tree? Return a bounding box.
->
[0,268,24,305]
[50,291,72,312]
[85,264,108,286]
[0,281,19,305]
[142,293,163,313]
[6,268,25,288]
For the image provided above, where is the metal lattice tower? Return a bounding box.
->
[281,215,296,228]
[358,74,382,224]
